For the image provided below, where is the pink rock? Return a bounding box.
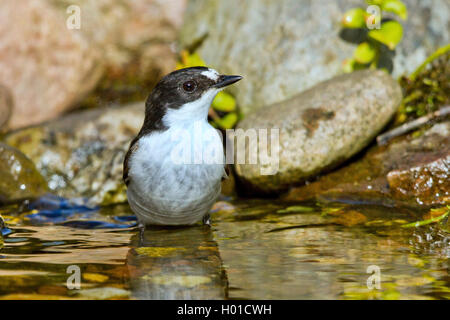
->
[0,84,13,130]
[0,0,187,130]
[0,0,104,129]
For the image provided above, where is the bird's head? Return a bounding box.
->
[143,67,242,129]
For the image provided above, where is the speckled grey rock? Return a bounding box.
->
[180,0,449,115]
[4,102,145,205]
[234,70,402,193]
[0,143,49,203]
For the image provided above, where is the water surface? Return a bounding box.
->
[0,198,448,299]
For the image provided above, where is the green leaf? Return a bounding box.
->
[342,8,366,28]
[381,0,408,20]
[401,206,450,228]
[354,42,377,64]
[212,91,236,112]
[409,44,450,80]
[365,0,383,5]
[368,21,403,50]
[342,58,369,73]
[215,112,238,129]
[342,58,356,73]
[176,50,207,70]
[185,52,207,67]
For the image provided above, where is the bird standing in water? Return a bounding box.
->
[123,67,242,226]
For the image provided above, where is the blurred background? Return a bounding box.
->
[0,0,448,300]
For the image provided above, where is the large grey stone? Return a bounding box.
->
[179,0,449,115]
[234,70,402,193]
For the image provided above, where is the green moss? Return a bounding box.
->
[101,182,127,206]
[395,50,449,126]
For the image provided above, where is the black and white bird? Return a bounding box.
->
[123,67,242,226]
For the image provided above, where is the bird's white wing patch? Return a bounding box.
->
[201,68,219,81]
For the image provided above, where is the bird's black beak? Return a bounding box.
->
[214,75,243,89]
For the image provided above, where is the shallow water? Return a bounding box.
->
[0,197,448,300]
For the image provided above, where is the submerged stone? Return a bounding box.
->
[0,142,48,204]
[77,287,130,300]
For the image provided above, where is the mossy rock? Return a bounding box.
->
[0,143,49,204]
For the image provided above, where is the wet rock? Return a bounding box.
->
[285,122,450,206]
[0,0,186,129]
[385,123,450,205]
[329,209,367,227]
[180,0,449,115]
[0,215,4,247]
[0,143,49,204]
[234,70,402,194]
[4,102,144,205]
[0,84,13,131]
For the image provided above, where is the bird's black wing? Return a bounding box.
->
[123,137,139,186]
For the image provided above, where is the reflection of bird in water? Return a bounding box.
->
[126,225,228,299]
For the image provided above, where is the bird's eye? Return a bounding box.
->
[182,80,197,92]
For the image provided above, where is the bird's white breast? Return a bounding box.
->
[129,121,224,199]
[127,87,226,225]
